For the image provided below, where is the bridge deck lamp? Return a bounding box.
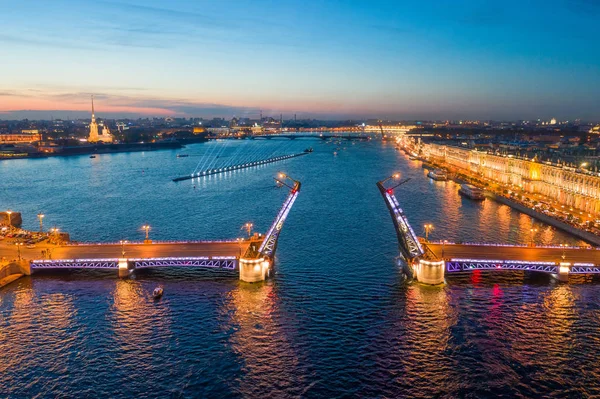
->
[530,228,538,247]
[378,173,411,193]
[424,224,433,241]
[142,225,151,242]
[274,172,300,192]
[15,241,23,261]
[37,213,45,232]
[242,222,253,238]
[120,240,128,257]
[6,210,12,228]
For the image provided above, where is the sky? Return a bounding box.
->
[0,0,599,121]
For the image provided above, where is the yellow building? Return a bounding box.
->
[423,143,600,215]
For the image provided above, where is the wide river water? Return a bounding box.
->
[1,139,599,398]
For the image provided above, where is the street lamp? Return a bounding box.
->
[6,210,12,228]
[274,172,300,191]
[560,243,567,261]
[142,224,151,242]
[377,173,411,195]
[242,222,253,238]
[529,227,538,247]
[15,241,23,261]
[424,224,433,242]
[37,213,45,232]
[120,240,128,257]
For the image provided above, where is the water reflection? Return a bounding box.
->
[224,283,306,397]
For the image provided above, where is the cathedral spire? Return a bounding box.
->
[91,95,95,122]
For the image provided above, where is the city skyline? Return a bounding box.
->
[1,0,599,120]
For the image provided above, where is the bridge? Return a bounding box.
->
[249,133,374,141]
[5,175,301,283]
[377,174,600,285]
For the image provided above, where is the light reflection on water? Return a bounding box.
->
[1,140,599,397]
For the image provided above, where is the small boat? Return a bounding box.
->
[304,147,313,153]
[458,184,486,200]
[427,169,448,181]
[177,154,189,158]
[89,155,96,158]
[153,286,164,299]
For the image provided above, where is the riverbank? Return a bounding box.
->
[0,141,184,161]
[417,153,600,246]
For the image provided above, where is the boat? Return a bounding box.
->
[304,147,313,153]
[89,155,96,158]
[427,169,447,181]
[408,155,418,160]
[152,286,164,299]
[458,184,486,200]
[177,154,189,158]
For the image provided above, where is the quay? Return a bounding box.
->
[1,174,301,284]
[397,139,600,246]
[377,174,600,285]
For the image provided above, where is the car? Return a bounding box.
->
[26,244,36,249]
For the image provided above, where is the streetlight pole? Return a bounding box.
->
[15,242,23,261]
[142,225,151,243]
[530,228,538,247]
[424,224,433,242]
[242,222,253,238]
[560,243,567,262]
[37,213,45,232]
[120,240,128,257]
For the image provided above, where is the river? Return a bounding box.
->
[1,139,598,397]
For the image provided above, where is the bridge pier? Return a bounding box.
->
[414,259,445,285]
[239,258,271,283]
[552,262,570,282]
[118,258,132,278]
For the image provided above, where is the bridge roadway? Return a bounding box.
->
[424,243,599,264]
[1,241,252,262]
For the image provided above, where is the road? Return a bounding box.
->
[0,241,253,262]
[425,243,600,264]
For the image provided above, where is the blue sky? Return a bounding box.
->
[1,0,599,120]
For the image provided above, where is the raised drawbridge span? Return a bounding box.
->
[377,174,600,285]
[11,176,302,283]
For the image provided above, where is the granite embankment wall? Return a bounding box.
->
[0,263,24,288]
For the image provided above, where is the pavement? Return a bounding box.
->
[425,243,600,264]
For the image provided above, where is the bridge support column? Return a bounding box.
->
[414,259,445,285]
[13,260,31,276]
[552,262,570,282]
[239,258,270,283]
[118,258,130,278]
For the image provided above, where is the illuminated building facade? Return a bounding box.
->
[423,143,600,215]
[0,130,41,143]
[88,95,113,143]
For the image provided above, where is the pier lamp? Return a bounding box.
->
[6,210,12,228]
[424,224,433,242]
[142,225,151,242]
[37,213,45,232]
